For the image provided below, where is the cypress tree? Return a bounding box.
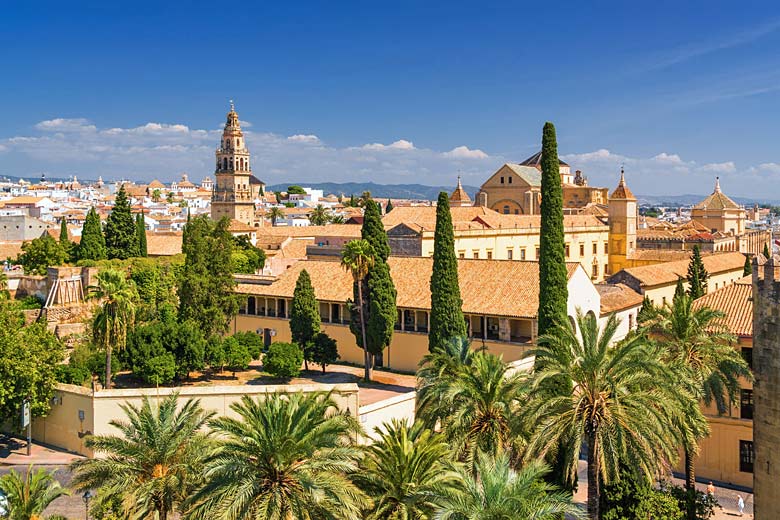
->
[673,276,686,303]
[136,213,148,257]
[536,122,568,337]
[59,218,73,262]
[290,269,321,370]
[743,255,752,277]
[77,207,107,261]
[105,184,139,259]
[428,192,466,352]
[386,198,393,213]
[686,245,708,300]
[764,242,771,258]
[349,199,397,363]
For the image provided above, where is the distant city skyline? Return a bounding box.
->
[1,2,779,198]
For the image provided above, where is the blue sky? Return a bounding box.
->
[1,1,780,199]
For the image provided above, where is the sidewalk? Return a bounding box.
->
[0,435,83,466]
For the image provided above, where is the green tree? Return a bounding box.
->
[223,336,250,375]
[59,218,74,262]
[0,466,70,520]
[525,311,684,520]
[289,269,321,369]
[341,239,375,381]
[674,276,686,302]
[311,332,339,373]
[287,185,306,195]
[71,394,214,520]
[638,295,656,324]
[601,465,684,520]
[686,245,708,300]
[0,303,64,423]
[743,255,752,276]
[650,294,751,508]
[764,242,771,258]
[429,192,467,352]
[178,216,238,338]
[263,341,303,379]
[18,234,67,274]
[385,198,393,213]
[230,235,266,274]
[536,122,568,338]
[205,335,227,373]
[166,192,175,204]
[151,188,162,202]
[232,331,264,360]
[266,206,284,226]
[424,351,526,467]
[355,420,460,520]
[435,454,583,520]
[184,393,367,520]
[309,204,329,225]
[105,184,140,259]
[135,213,148,257]
[77,207,107,261]
[416,336,475,430]
[90,269,137,389]
[359,198,396,369]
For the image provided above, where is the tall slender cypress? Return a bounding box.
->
[349,199,396,362]
[59,218,73,262]
[290,269,321,370]
[743,255,752,277]
[764,242,771,258]
[136,213,148,257]
[536,122,568,337]
[673,276,686,303]
[428,192,466,352]
[77,207,107,261]
[686,245,708,299]
[105,184,139,259]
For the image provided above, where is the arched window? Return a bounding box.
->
[223,157,228,170]
[239,158,243,170]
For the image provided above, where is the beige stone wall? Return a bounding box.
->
[643,266,745,306]
[752,258,780,519]
[359,392,416,442]
[33,383,360,457]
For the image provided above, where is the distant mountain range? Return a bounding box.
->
[637,194,780,207]
[267,182,481,201]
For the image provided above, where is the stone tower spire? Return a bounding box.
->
[607,167,637,275]
[211,102,255,225]
[714,176,721,193]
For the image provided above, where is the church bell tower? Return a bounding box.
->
[211,102,255,225]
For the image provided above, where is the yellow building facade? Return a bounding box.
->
[607,168,637,276]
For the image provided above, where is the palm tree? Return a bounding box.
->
[434,351,526,468]
[267,206,285,226]
[0,465,69,520]
[355,419,460,519]
[70,393,214,520]
[184,392,368,520]
[309,204,329,226]
[341,239,375,381]
[151,189,162,203]
[435,453,583,520]
[89,268,136,389]
[649,293,752,497]
[416,336,476,430]
[524,311,684,520]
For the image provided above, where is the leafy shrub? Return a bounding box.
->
[19,295,44,310]
[311,332,339,373]
[233,331,264,359]
[223,336,251,374]
[140,353,177,386]
[263,342,303,379]
[205,335,227,372]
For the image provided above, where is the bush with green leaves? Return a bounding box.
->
[19,295,44,309]
[223,336,251,374]
[601,466,684,520]
[232,331,264,359]
[311,332,339,373]
[263,342,304,379]
[123,317,205,385]
[205,335,227,373]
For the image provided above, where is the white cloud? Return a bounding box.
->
[287,134,321,144]
[443,145,489,159]
[651,152,684,165]
[362,139,415,151]
[562,148,623,163]
[35,118,96,133]
[701,161,737,173]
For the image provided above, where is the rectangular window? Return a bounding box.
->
[508,176,512,184]
[473,251,479,259]
[604,242,609,254]
[535,247,540,260]
[593,243,597,254]
[486,250,493,260]
[500,176,505,184]
[740,440,754,473]
[520,248,526,260]
[592,264,599,278]
[565,244,570,258]
[742,347,753,369]
[458,251,466,259]
[580,244,585,256]
[507,249,513,260]
[741,389,754,420]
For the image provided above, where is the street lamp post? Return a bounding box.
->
[82,490,93,520]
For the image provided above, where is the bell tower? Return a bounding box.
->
[607,167,637,275]
[211,101,255,225]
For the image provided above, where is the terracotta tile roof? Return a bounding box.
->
[449,177,472,203]
[628,250,694,262]
[279,238,313,259]
[148,180,166,189]
[693,276,752,336]
[693,179,740,211]
[578,203,609,217]
[237,257,581,319]
[609,170,635,200]
[381,206,495,230]
[0,242,24,260]
[228,219,257,233]
[4,196,45,205]
[616,251,746,287]
[596,283,644,315]
[253,224,362,238]
[146,232,183,256]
